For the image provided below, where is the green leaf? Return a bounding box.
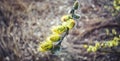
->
[73,1,79,10]
[72,14,80,19]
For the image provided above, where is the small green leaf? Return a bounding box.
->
[51,45,61,54]
[69,8,74,14]
[72,14,80,19]
[73,1,79,10]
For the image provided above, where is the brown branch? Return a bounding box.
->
[79,14,120,40]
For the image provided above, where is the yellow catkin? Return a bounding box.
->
[38,0,79,53]
[38,40,53,52]
[51,25,67,34]
[47,34,61,42]
[61,15,72,22]
[62,19,75,29]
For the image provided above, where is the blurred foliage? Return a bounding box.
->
[112,0,120,16]
[84,29,120,52]
[113,0,120,11]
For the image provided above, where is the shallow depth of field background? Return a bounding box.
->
[0,0,120,61]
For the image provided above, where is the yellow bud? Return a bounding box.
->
[112,41,116,47]
[38,47,46,52]
[95,42,100,48]
[47,34,60,42]
[105,29,110,35]
[112,29,117,35]
[112,41,119,46]
[91,47,97,52]
[62,19,75,29]
[61,15,72,22]
[101,43,107,48]
[83,44,88,48]
[87,46,97,52]
[38,40,53,52]
[51,25,67,34]
[107,41,114,47]
[113,37,119,41]
[87,46,92,52]
[87,47,92,52]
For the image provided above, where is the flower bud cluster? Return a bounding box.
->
[38,0,80,52]
[84,36,120,52]
[113,0,120,11]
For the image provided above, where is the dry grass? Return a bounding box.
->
[0,0,120,61]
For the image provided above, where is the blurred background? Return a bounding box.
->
[0,0,120,61]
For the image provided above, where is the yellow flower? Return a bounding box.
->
[61,15,72,22]
[38,47,46,52]
[112,29,117,35]
[113,37,120,41]
[91,47,97,52]
[51,25,67,34]
[112,41,119,46]
[83,44,88,48]
[87,46,92,52]
[38,40,53,52]
[107,41,114,47]
[47,34,61,42]
[87,46,97,52]
[62,19,75,29]
[95,42,100,48]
